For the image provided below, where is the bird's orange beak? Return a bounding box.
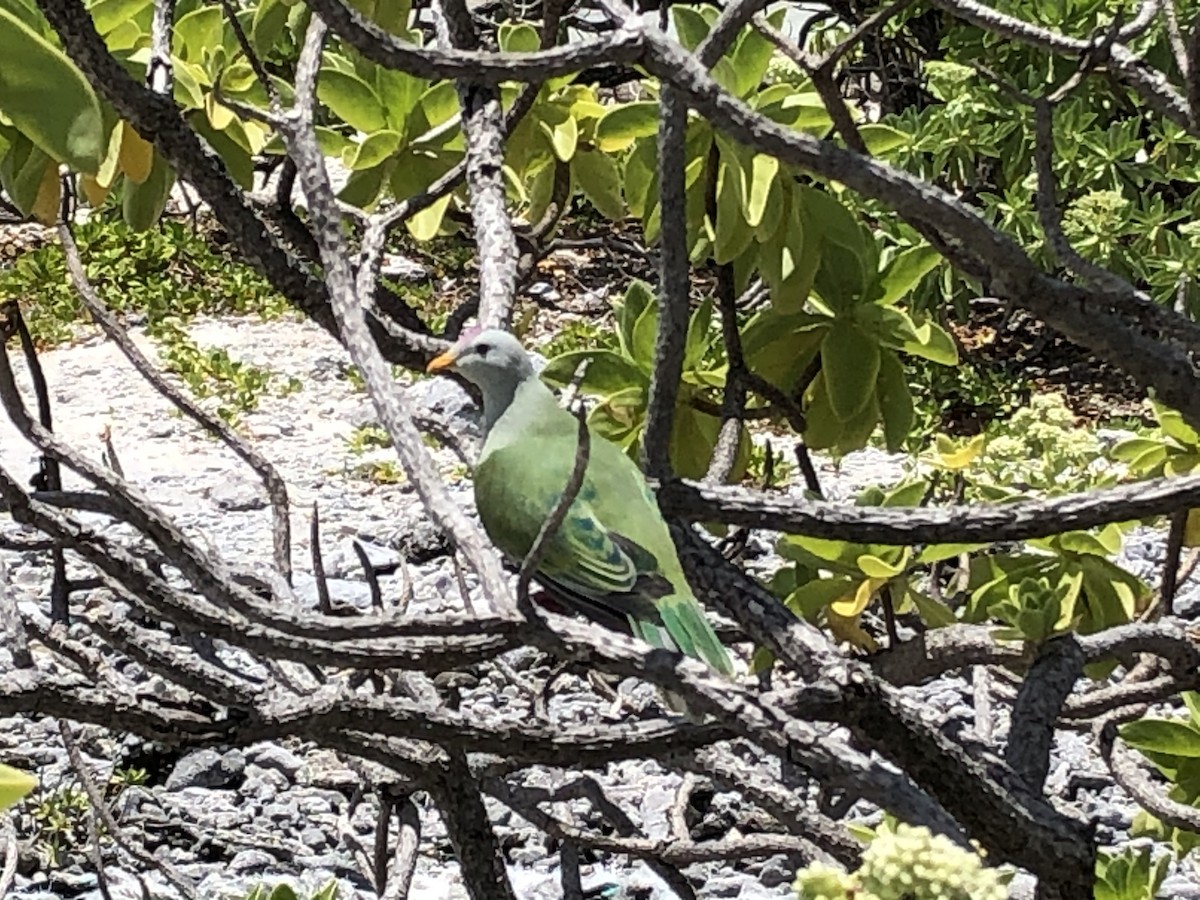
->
[426,349,458,374]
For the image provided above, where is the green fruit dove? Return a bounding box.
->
[427,328,734,691]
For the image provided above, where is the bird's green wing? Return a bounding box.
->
[474,443,640,599]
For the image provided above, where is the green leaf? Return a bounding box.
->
[543,115,578,162]
[909,591,959,627]
[916,542,984,563]
[684,297,713,370]
[190,113,255,189]
[630,287,659,370]
[0,135,52,214]
[172,5,222,60]
[343,129,402,170]
[0,763,36,811]
[616,280,653,357]
[376,68,424,133]
[671,5,711,51]
[713,156,755,265]
[1120,719,1200,757]
[875,349,913,453]
[90,0,153,36]
[899,314,959,365]
[859,123,910,155]
[121,151,174,231]
[389,149,460,238]
[1153,402,1200,447]
[498,21,540,52]
[729,10,782,97]
[251,0,291,54]
[821,319,880,422]
[878,245,940,307]
[857,553,903,578]
[337,159,389,208]
[783,576,859,620]
[595,103,659,152]
[318,69,387,132]
[541,349,648,396]
[743,152,778,228]
[802,372,842,451]
[415,80,460,132]
[0,9,105,173]
[572,148,624,220]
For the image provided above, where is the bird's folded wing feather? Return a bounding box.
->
[474,448,640,599]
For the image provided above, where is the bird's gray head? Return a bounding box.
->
[425,328,537,431]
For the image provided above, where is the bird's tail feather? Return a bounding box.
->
[656,593,734,677]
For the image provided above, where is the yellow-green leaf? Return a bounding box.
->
[29,158,60,225]
[0,763,36,811]
[595,103,659,153]
[573,148,624,220]
[117,121,154,184]
[859,123,910,155]
[934,433,986,470]
[878,244,940,307]
[1184,509,1200,547]
[317,69,387,133]
[857,554,903,579]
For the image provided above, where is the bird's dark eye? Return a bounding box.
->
[476,343,491,357]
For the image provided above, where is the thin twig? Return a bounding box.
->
[311,503,333,615]
[58,721,202,899]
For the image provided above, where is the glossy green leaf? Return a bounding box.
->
[822,319,880,422]
[337,160,389,208]
[909,591,959,627]
[916,543,985,563]
[190,113,254,189]
[729,8,784,97]
[713,159,755,265]
[1154,402,1200,447]
[903,315,959,365]
[1120,719,1200,757]
[0,9,105,173]
[803,371,843,450]
[857,553,903,578]
[683,297,713,371]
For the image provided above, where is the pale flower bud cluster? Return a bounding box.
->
[794,823,1007,900]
